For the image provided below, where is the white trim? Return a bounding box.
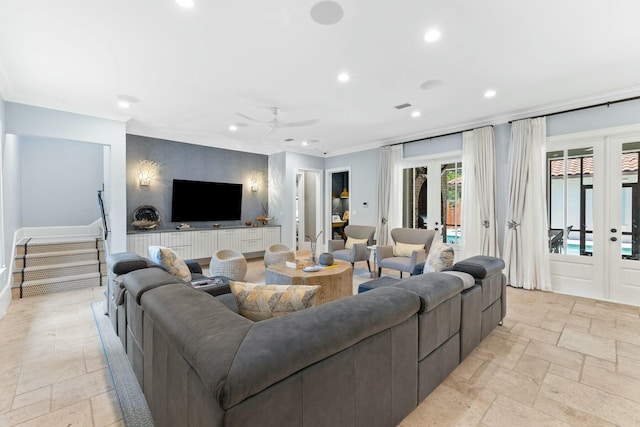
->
[548,123,640,143]
[400,150,462,169]
[325,166,351,251]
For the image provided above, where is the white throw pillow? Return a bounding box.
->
[345,237,368,250]
[393,242,425,257]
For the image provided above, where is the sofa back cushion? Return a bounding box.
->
[230,282,320,321]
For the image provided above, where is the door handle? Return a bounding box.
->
[434,228,439,231]
[611,228,617,233]
[610,237,618,242]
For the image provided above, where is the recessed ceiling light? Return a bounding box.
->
[411,111,421,118]
[301,141,309,146]
[337,72,350,82]
[116,94,139,109]
[117,100,130,109]
[175,0,194,8]
[424,29,441,43]
[229,125,238,132]
[484,89,497,98]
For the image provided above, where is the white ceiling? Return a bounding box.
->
[2,1,640,156]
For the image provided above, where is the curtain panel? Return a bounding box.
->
[461,126,499,258]
[377,145,402,246]
[503,118,551,290]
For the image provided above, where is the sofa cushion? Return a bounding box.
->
[229,282,320,321]
[125,267,184,304]
[453,255,505,279]
[107,252,150,275]
[345,237,368,250]
[149,246,192,282]
[442,271,475,290]
[393,242,424,257]
[424,242,455,273]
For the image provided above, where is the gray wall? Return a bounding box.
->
[20,136,104,227]
[325,148,379,236]
[126,134,268,231]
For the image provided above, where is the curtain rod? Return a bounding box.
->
[387,94,640,147]
[388,125,494,147]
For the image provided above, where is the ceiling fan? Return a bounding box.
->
[236,107,319,134]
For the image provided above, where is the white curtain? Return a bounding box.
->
[377,145,402,245]
[461,126,499,258]
[503,118,551,290]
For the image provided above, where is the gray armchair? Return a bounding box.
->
[328,225,376,272]
[377,228,436,277]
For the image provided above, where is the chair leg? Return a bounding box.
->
[351,262,355,269]
[378,267,382,277]
[400,271,403,279]
[366,260,371,272]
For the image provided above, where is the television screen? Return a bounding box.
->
[171,179,242,222]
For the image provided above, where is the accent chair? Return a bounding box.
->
[328,225,376,272]
[377,228,436,277]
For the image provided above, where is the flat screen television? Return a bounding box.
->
[171,179,243,222]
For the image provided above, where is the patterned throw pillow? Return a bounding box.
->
[229,282,320,321]
[149,246,192,282]
[393,242,425,257]
[424,241,455,273]
[345,237,368,250]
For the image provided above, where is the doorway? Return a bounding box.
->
[547,127,640,305]
[295,169,322,251]
[325,168,350,243]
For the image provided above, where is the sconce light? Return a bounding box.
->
[137,160,159,186]
[250,172,264,192]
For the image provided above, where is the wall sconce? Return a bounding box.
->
[250,172,264,192]
[137,160,160,186]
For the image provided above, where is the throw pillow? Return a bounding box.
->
[345,237,368,250]
[424,241,455,273]
[229,282,319,321]
[150,246,192,282]
[393,242,425,257]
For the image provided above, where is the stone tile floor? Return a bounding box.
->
[1,259,639,426]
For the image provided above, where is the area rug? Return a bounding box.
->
[91,301,155,427]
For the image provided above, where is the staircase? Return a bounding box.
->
[12,237,106,299]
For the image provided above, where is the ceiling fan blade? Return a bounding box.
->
[236,112,267,123]
[278,119,320,128]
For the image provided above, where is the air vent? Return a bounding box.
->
[284,138,295,142]
[394,103,412,110]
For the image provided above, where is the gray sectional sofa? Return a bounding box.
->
[106,253,506,427]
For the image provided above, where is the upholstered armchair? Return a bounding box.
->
[377,228,436,277]
[328,225,376,272]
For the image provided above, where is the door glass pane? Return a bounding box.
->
[547,148,593,256]
[621,142,640,260]
[402,167,428,229]
[442,162,462,244]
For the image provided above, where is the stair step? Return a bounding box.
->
[15,248,99,269]
[14,260,100,282]
[17,272,102,298]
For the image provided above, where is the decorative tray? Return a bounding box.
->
[132,205,160,230]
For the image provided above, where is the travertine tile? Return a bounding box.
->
[524,340,584,371]
[472,334,527,369]
[617,355,640,380]
[16,349,87,395]
[504,301,548,327]
[540,373,640,425]
[544,308,591,329]
[452,355,484,380]
[84,343,108,373]
[482,394,570,427]
[91,390,123,427]
[572,302,639,323]
[583,355,615,373]
[581,363,640,403]
[510,323,561,345]
[470,361,541,406]
[514,353,550,382]
[557,329,616,362]
[533,395,616,427]
[17,399,93,427]
[0,383,16,413]
[51,368,113,410]
[590,318,640,345]
[12,385,51,411]
[547,363,581,382]
[0,398,50,426]
[617,340,640,361]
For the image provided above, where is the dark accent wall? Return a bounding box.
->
[126,135,268,231]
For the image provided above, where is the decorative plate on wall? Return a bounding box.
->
[132,205,160,230]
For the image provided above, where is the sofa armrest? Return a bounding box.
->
[410,249,426,267]
[221,287,421,408]
[377,245,393,262]
[107,252,151,275]
[185,259,203,275]
[328,239,345,252]
[453,256,505,279]
[393,272,463,313]
[352,242,369,260]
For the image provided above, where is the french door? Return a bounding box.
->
[547,126,640,305]
[401,155,462,249]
